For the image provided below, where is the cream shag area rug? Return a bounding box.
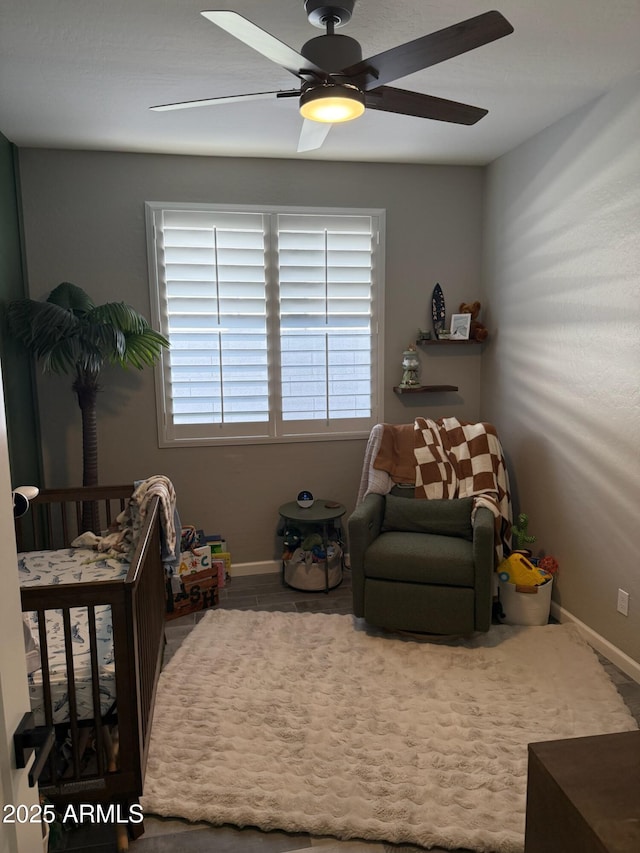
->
[142,611,637,853]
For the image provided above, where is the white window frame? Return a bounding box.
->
[146,202,385,447]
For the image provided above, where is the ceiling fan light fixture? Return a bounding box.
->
[299,83,365,123]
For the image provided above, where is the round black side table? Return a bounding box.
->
[278,499,346,592]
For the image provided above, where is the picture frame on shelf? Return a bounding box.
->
[450,313,471,340]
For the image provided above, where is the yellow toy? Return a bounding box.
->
[498,552,552,587]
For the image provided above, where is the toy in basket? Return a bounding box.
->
[165,526,219,620]
[498,552,553,589]
[497,552,554,626]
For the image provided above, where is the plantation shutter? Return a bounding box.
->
[152,208,271,440]
[277,213,375,435]
[147,203,383,446]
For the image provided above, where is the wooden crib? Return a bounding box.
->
[16,485,167,849]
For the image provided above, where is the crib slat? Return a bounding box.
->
[62,609,81,779]
[43,504,53,550]
[36,610,58,786]
[36,613,53,727]
[60,502,69,545]
[87,605,106,778]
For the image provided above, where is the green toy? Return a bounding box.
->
[302,532,323,551]
[512,513,536,551]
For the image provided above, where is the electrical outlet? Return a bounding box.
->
[617,589,629,616]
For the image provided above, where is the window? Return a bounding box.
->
[146,203,384,446]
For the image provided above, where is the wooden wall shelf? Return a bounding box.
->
[393,340,481,396]
[416,339,482,346]
[393,385,458,395]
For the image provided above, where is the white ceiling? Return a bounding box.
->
[1,0,639,165]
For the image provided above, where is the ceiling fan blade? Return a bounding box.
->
[201,11,326,80]
[297,119,333,152]
[150,90,299,112]
[365,86,487,125]
[342,10,513,90]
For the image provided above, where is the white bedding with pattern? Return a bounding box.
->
[19,548,129,724]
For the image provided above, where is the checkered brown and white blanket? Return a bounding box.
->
[357,419,512,563]
[414,417,512,561]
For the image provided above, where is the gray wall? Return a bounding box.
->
[482,73,640,665]
[17,150,484,564]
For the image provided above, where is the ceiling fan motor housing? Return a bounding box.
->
[304,0,355,29]
[301,34,362,73]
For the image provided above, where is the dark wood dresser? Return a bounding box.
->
[525,730,640,853]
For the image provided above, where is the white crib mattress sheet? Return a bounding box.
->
[18,548,129,724]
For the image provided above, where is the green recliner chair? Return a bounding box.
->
[348,490,495,634]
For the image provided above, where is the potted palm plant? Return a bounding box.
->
[8,282,168,529]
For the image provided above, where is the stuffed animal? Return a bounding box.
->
[459,301,489,342]
[512,512,536,551]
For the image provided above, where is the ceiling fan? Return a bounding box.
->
[151,1,514,152]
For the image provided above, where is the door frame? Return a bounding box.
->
[0,361,44,853]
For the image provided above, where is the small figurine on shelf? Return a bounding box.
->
[431,283,446,337]
[399,345,420,388]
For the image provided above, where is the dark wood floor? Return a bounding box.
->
[196,567,352,614]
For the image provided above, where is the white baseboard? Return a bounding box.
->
[230,560,280,578]
[551,601,640,684]
[232,556,353,577]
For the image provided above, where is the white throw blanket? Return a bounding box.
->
[356,423,394,503]
[71,474,179,568]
